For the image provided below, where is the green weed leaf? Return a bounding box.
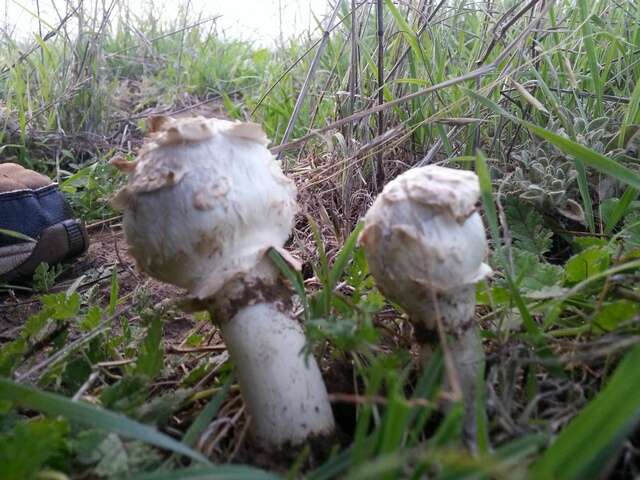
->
[135,315,164,379]
[565,246,611,283]
[531,344,640,479]
[0,417,69,480]
[0,378,209,464]
[505,201,553,257]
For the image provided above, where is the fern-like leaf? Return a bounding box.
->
[505,200,553,257]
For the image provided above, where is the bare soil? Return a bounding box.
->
[0,225,196,343]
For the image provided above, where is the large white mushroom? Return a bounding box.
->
[112,116,335,450]
[358,165,491,447]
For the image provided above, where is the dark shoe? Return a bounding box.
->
[0,163,89,283]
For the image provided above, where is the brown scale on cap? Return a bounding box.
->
[109,154,137,173]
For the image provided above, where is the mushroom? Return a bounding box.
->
[358,165,491,447]
[111,116,335,450]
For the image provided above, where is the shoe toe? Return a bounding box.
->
[0,163,52,191]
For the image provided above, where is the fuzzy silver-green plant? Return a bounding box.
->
[506,109,625,217]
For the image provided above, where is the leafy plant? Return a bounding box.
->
[32,262,64,292]
[61,161,125,221]
[0,417,70,480]
[504,199,554,258]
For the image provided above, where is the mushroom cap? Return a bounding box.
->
[359,165,490,313]
[112,116,297,299]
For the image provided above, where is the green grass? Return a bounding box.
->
[2,0,640,478]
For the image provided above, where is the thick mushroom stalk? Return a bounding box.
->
[358,165,491,447]
[112,116,334,450]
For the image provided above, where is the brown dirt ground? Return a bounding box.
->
[0,225,196,343]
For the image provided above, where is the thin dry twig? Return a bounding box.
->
[328,391,454,407]
[0,3,81,77]
[277,1,342,162]
[375,0,385,189]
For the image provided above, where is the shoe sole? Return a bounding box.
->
[0,219,89,283]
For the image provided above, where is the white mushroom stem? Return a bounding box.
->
[200,258,335,449]
[220,302,335,447]
[413,285,484,448]
[221,304,334,447]
[359,165,491,449]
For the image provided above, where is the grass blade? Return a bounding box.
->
[329,222,363,288]
[526,124,640,191]
[306,448,353,480]
[0,228,36,243]
[530,344,640,479]
[129,465,281,480]
[619,74,640,148]
[510,78,549,114]
[604,187,638,235]
[268,248,309,321]
[474,150,500,247]
[0,377,210,464]
[574,158,595,233]
[182,375,233,447]
[577,0,603,117]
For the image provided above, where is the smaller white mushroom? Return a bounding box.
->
[359,165,491,447]
[112,116,335,451]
